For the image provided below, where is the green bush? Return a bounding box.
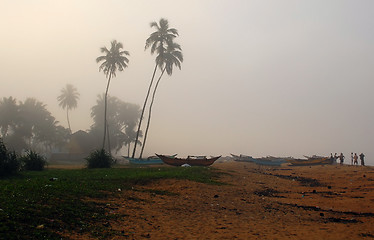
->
[0,139,20,177]
[86,149,115,168]
[20,150,47,171]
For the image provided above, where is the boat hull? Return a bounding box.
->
[231,154,255,162]
[252,157,286,166]
[288,157,333,166]
[156,154,220,167]
[126,158,163,165]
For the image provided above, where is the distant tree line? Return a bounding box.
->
[0,97,70,154]
[0,95,141,157]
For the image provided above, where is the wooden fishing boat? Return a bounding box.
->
[124,154,177,165]
[288,157,333,166]
[252,156,287,166]
[303,155,326,160]
[231,154,255,162]
[156,154,221,167]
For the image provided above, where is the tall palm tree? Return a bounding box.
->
[132,18,178,158]
[57,84,80,134]
[96,40,129,150]
[139,42,183,158]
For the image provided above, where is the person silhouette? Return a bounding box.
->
[359,153,365,166]
[351,152,353,165]
[339,153,345,165]
[354,153,358,165]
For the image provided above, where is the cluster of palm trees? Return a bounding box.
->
[57,85,141,155]
[0,97,70,153]
[89,95,141,155]
[96,18,183,159]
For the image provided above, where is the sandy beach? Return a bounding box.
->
[64,162,374,239]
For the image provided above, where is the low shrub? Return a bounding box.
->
[20,150,47,171]
[86,149,115,168]
[0,139,20,177]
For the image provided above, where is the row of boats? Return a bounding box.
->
[231,154,334,166]
[124,154,334,167]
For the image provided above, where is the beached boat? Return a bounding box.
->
[288,157,333,166]
[124,154,177,165]
[231,154,255,162]
[156,154,221,167]
[252,156,287,166]
[303,155,326,160]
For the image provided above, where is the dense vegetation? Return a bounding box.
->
[0,139,19,177]
[0,139,48,177]
[0,166,220,239]
[20,150,47,171]
[86,149,115,168]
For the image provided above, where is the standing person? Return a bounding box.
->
[339,153,345,165]
[330,153,336,164]
[334,153,338,164]
[351,152,354,165]
[354,153,358,165]
[359,153,365,166]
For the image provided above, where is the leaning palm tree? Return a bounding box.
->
[57,84,80,134]
[96,40,129,150]
[139,42,183,159]
[132,18,178,158]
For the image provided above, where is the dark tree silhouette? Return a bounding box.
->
[90,95,141,154]
[132,18,178,158]
[57,84,80,134]
[0,97,18,137]
[96,40,129,150]
[139,41,183,158]
[0,97,69,154]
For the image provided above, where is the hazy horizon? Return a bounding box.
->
[1,0,373,164]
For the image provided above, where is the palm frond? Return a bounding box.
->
[149,21,158,28]
[159,18,169,30]
[168,28,179,36]
[100,47,110,54]
[96,56,107,63]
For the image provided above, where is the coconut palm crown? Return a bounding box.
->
[96,40,130,79]
[57,84,80,133]
[145,18,179,56]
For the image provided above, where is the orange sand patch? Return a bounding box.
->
[64,162,374,239]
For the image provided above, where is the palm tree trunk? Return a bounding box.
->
[66,107,72,161]
[106,123,111,155]
[66,108,72,134]
[139,68,166,159]
[132,64,158,158]
[102,73,112,150]
[127,143,130,157]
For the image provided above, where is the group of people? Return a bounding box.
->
[351,152,365,166]
[330,152,365,166]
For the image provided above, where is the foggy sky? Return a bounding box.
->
[1,0,373,164]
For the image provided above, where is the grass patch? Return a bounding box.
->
[0,166,221,239]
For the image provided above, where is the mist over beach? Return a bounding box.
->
[1,0,373,164]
